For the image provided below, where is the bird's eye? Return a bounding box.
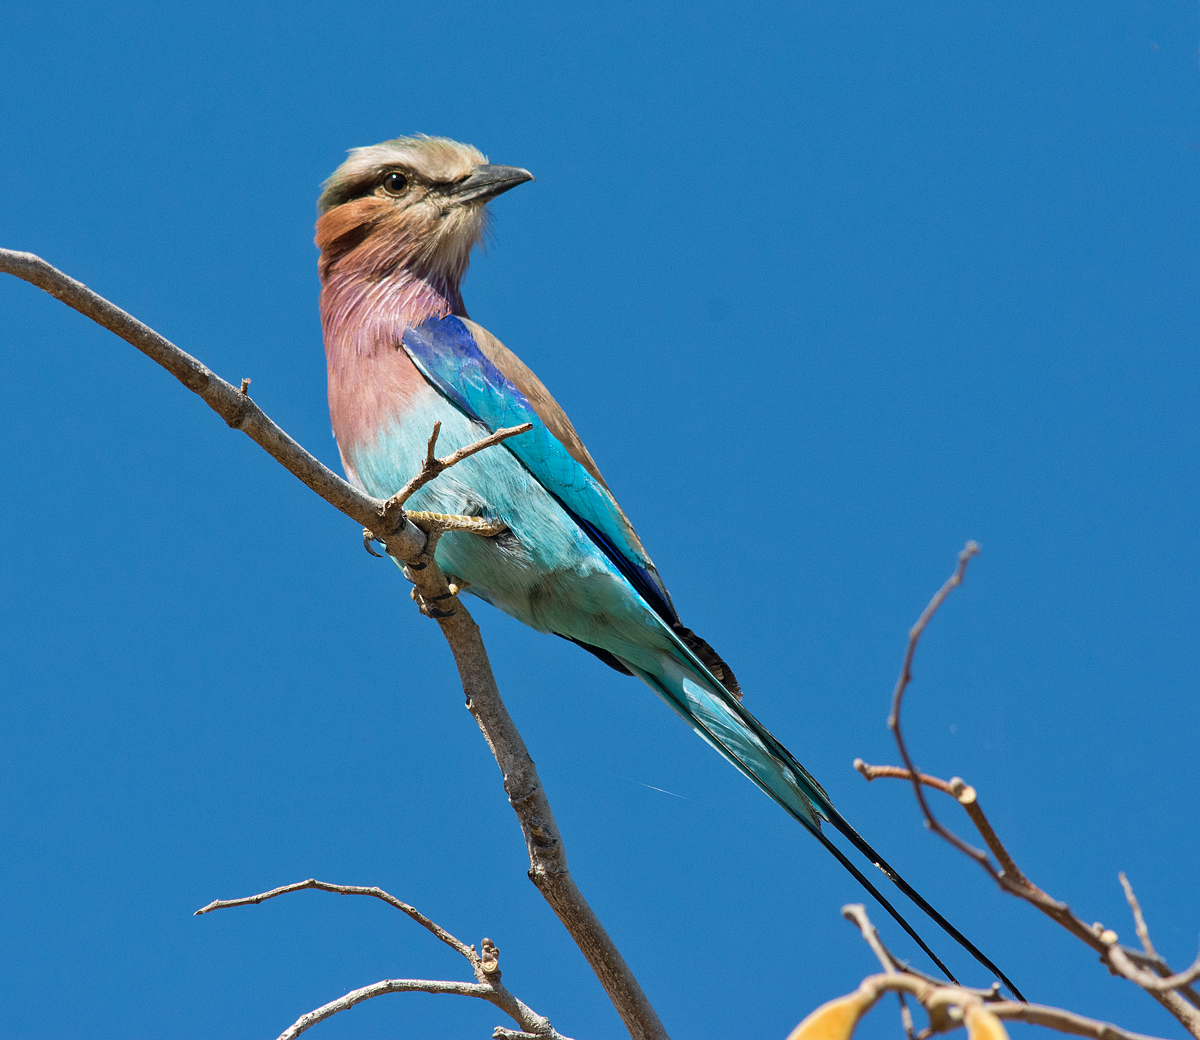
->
[381,171,409,196]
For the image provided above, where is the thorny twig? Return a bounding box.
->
[196,879,572,1040]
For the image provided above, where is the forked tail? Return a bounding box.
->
[628,644,1024,1001]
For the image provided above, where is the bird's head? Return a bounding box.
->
[315,135,533,299]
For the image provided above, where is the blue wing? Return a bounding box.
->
[401,315,678,624]
[401,317,1022,997]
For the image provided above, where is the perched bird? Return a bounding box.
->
[316,135,1018,996]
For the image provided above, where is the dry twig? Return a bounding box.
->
[798,908,1168,1040]
[197,878,571,1040]
[1121,873,1159,962]
[842,903,1000,997]
[384,419,533,514]
[790,970,1167,1040]
[887,542,992,869]
[858,546,1200,1037]
[0,248,668,1040]
[856,759,1200,1032]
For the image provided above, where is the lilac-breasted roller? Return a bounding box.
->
[316,135,1018,996]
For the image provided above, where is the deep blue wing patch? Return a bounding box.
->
[401,315,677,624]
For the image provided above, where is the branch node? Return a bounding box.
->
[952,780,977,806]
[482,937,501,976]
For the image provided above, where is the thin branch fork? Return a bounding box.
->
[841,903,986,994]
[1106,942,1200,995]
[362,420,532,561]
[385,419,534,515]
[195,878,477,962]
[0,249,669,1040]
[853,762,1040,897]
[887,542,995,871]
[866,545,1200,1036]
[823,907,1168,1040]
[855,759,1200,1030]
[792,970,1168,1040]
[196,878,570,1040]
[859,762,1200,1022]
[877,545,1109,908]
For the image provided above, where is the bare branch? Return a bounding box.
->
[196,880,569,1037]
[854,758,1200,1012]
[843,903,900,974]
[428,589,667,1040]
[945,778,1039,891]
[984,1001,1166,1040]
[844,900,937,1038]
[274,976,571,1040]
[1120,873,1158,960]
[887,542,996,870]
[859,544,1200,1036]
[194,878,478,965]
[2,250,670,1040]
[856,761,1045,899]
[1120,950,1200,1012]
[382,419,534,518]
[842,903,1000,995]
[897,991,916,1040]
[854,760,957,795]
[828,909,1176,1040]
[801,968,1168,1040]
[276,979,498,1040]
[0,250,428,557]
[1114,876,1200,1009]
[1107,940,1200,994]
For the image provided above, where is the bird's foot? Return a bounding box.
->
[377,510,496,619]
[409,580,461,619]
[362,512,503,562]
[405,510,507,537]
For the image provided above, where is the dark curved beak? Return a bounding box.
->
[443,164,534,204]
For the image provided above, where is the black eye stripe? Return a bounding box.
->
[318,168,415,213]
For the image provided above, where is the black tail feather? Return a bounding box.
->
[626,661,1023,998]
[824,813,1026,1001]
[809,824,960,982]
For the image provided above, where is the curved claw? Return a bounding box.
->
[362,528,384,557]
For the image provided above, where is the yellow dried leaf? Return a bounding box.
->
[965,1005,1009,1040]
[786,990,874,1040]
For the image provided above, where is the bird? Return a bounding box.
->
[316,134,1019,998]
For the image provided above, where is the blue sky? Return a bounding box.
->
[2,3,1199,1038]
